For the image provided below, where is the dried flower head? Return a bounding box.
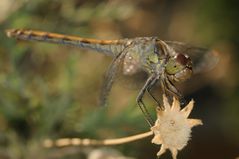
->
[151,95,203,159]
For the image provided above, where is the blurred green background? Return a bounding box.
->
[0,0,238,159]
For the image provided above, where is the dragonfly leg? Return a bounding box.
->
[147,89,161,106]
[163,77,187,106]
[136,75,157,127]
[146,79,162,106]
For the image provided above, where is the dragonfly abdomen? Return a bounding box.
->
[5,29,126,56]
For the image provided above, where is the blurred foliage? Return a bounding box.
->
[0,0,239,159]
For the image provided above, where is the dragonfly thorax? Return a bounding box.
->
[122,37,164,75]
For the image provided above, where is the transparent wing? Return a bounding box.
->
[99,52,126,106]
[165,41,219,74]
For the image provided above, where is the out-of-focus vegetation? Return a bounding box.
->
[0,0,238,159]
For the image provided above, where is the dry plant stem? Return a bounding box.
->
[44,131,153,148]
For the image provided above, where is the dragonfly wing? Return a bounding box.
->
[99,51,126,106]
[165,41,219,74]
[123,50,142,75]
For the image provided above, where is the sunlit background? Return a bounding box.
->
[0,0,238,159]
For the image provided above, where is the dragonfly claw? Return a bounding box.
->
[179,97,187,107]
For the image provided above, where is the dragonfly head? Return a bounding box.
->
[165,53,192,82]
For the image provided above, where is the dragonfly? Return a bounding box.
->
[5,29,219,126]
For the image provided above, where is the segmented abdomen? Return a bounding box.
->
[5,29,127,56]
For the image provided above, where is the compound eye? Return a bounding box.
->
[165,53,192,75]
[175,53,191,66]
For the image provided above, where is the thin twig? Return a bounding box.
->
[43,131,153,148]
